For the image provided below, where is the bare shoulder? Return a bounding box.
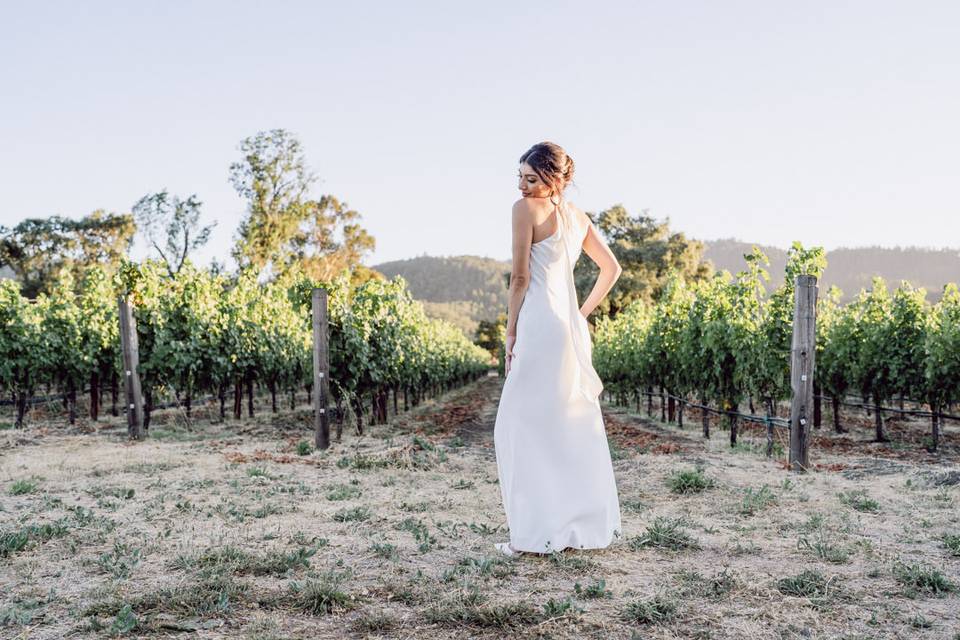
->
[512,197,535,212]
[565,201,590,227]
[511,197,535,222]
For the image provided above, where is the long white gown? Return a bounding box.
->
[494,200,622,553]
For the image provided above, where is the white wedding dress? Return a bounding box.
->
[494,200,622,553]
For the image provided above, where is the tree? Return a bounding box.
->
[0,211,134,297]
[229,128,375,279]
[132,190,215,277]
[575,204,711,316]
[474,314,505,363]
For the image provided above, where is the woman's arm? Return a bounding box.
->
[578,215,622,318]
[505,200,534,341]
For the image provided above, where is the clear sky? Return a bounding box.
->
[1,1,958,267]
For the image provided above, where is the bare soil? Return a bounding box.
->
[2,375,959,639]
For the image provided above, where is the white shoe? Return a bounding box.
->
[494,542,519,557]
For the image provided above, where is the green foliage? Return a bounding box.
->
[132,190,215,277]
[580,204,711,316]
[0,211,134,297]
[229,129,375,280]
[0,258,488,428]
[594,243,960,450]
[666,467,715,494]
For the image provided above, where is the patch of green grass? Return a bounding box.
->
[97,539,143,579]
[109,603,137,635]
[174,545,317,577]
[674,568,739,599]
[621,498,649,513]
[84,572,247,622]
[423,589,543,629]
[666,467,716,494]
[394,517,436,552]
[776,569,840,606]
[246,466,273,479]
[739,485,777,516]
[574,578,612,599]
[892,561,957,598]
[727,540,761,556]
[542,596,581,617]
[797,527,851,564]
[288,569,356,615]
[0,518,71,557]
[837,489,880,513]
[8,478,40,496]
[620,593,678,624]
[351,609,400,633]
[942,534,960,557]
[0,597,44,626]
[333,506,371,523]
[86,485,136,500]
[910,613,933,629]
[442,555,513,582]
[326,484,362,501]
[296,441,312,456]
[465,521,503,536]
[370,542,399,560]
[122,461,179,474]
[628,517,700,551]
[547,552,599,572]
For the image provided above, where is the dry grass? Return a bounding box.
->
[1,375,959,639]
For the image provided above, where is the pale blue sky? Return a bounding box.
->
[1,1,958,268]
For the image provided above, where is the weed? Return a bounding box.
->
[289,569,355,615]
[333,506,371,523]
[574,578,612,599]
[740,485,777,515]
[628,517,700,551]
[620,593,678,624]
[8,479,39,496]
[838,489,880,513]
[667,467,716,494]
[892,561,957,597]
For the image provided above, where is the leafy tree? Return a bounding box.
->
[0,211,134,297]
[575,204,711,316]
[229,129,375,279]
[132,190,215,277]
[474,317,500,359]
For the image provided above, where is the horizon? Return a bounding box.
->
[377,237,960,268]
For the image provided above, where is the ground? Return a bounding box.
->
[2,374,959,639]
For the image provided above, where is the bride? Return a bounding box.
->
[494,141,624,557]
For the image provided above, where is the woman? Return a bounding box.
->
[494,141,624,557]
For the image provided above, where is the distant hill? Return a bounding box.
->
[703,239,960,302]
[372,255,510,338]
[373,243,960,332]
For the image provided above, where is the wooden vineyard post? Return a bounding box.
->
[117,297,144,440]
[789,275,818,471]
[312,288,330,450]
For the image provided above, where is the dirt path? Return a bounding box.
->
[2,376,959,639]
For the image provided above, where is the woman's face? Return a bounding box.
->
[518,162,551,198]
